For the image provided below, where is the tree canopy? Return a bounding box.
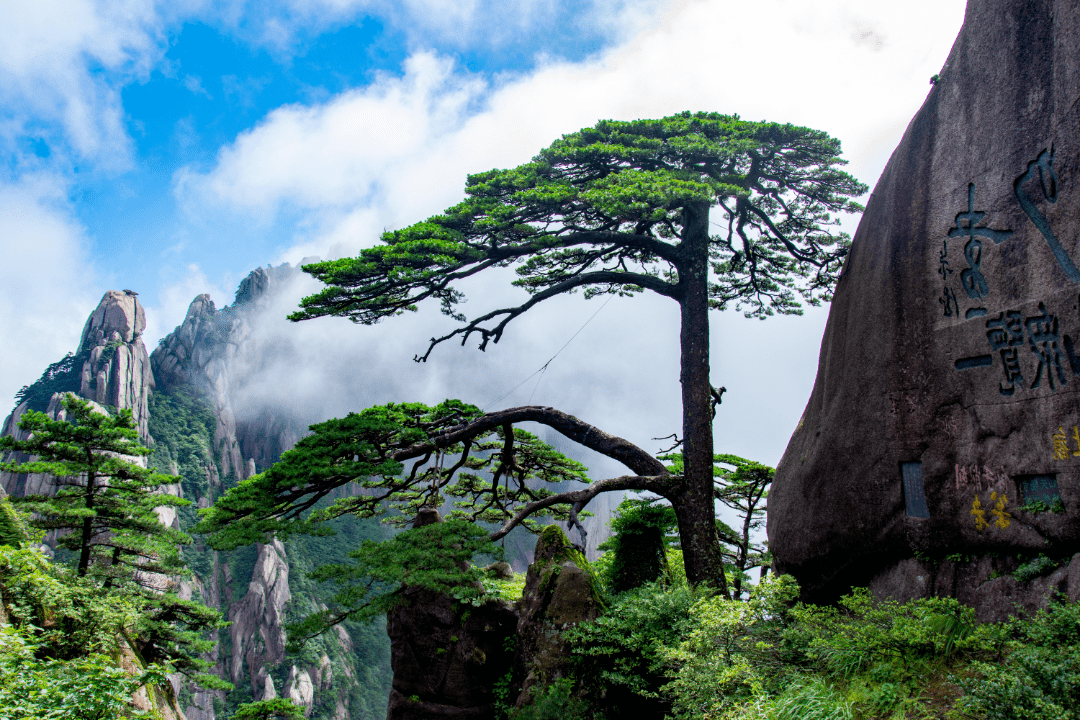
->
[291,112,864,336]
[0,395,189,580]
[286,111,865,589]
[196,400,666,552]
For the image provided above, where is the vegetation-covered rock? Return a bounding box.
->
[512,524,603,711]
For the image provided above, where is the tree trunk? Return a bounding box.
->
[78,472,95,576]
[676,202,728,595]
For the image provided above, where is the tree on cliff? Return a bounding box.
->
[0,394,227,685]
[286,112,866,587]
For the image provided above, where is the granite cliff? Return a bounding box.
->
[770,0,1080,619]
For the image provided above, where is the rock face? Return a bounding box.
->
[77,290,154,442]
[1,290,154,493]
[151,263,309,481]
[512,525,603,709]
[226,540,291,698]
[770,0,1080,607]
[869,552,1080,623]
[382,518,606,720]
[150,264,385,718]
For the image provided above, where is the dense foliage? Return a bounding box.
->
[534,565,1080,720]
[507,495,1080,720]
[286,518,501,648]
[0,395,226,689]
[0,395,191,580]
[0,544,172,719]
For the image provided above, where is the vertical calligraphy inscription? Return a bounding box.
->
[986,310,1026,394]
[901,461,931,518]
[948,183,1013,319]
[1026,302,1067,390]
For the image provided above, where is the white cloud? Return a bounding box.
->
[170,0,968,469]
[0,0,164,170]
[185,0,967,228]
[0,0,970,475]
[176,53,485,218]
[0,177,98,409]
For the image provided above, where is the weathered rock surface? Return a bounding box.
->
[227,540,291,695]
[511,524,603,709]
[151,263,309,483]
[770,0,1080,604]
[869,553,1080,623]
[77,290,154,442]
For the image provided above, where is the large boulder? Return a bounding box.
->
[770,0,1080,607]
[512,524,603,709]
[77,290,154,442]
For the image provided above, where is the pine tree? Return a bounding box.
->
[0,393,226,685]
[0,394,187,580]
[288,112,865,587]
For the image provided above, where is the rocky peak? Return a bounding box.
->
[233,258,318,308]
[78,290,145,352]
[1,290,154,449]
[150,268,302,484]
[77,290,154,442]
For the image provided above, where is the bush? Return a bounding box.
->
[768,679,853,720]
[959,600,1080,720]
[513,678,589,720]
[595,498,678,593]
[1013,555,1060,583]
[566,581,698,700]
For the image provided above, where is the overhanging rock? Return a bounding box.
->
[769,0,1080,606]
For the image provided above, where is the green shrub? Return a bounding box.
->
[513,678,589,720]
[959,600,1080,720]
[596,497,678,593]
[566,581,698,699]
[769,679,853,720]
[1013,555,1060,583]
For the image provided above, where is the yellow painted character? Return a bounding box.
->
[971,495,989,532]
[1053,427,1070,460]
[990,491,1011,529]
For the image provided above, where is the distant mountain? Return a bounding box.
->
[2,265,392,720]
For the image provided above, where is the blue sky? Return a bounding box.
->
[0,0,967,469]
